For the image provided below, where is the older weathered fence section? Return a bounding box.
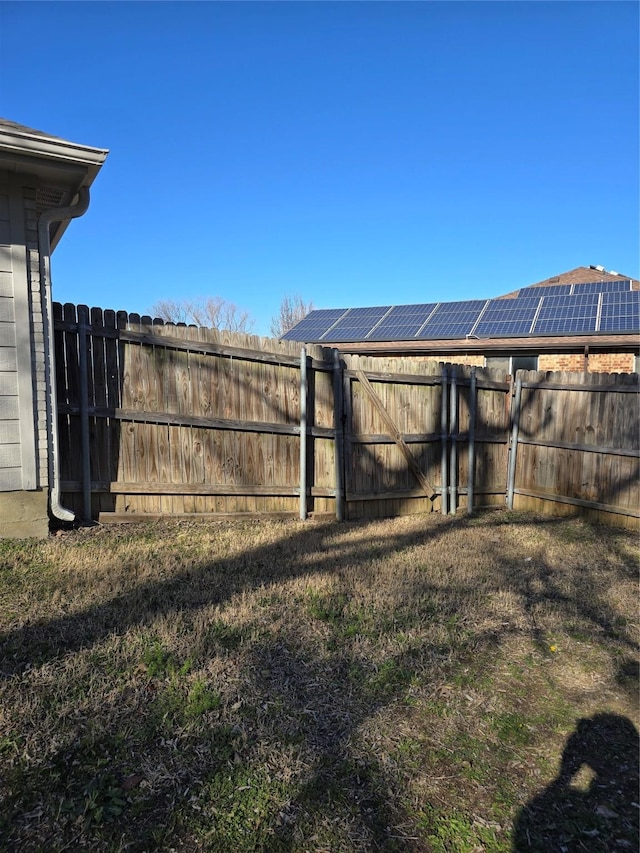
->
[507,370,639,524]
[54,304,336,519]
[54,304,639,529]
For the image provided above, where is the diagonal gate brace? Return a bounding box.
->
[355,370,437,500]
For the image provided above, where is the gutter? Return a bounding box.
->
[38,187,90,522]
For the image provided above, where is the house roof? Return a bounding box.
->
[499,266,639,298]
[0,118,108,249]
[282,267,640,352]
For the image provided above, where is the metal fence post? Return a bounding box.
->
[333,349,345,521]
[440,363,448,515]
[299,347,308,520]
[468,367,476,515]
[507,374,523,509]
[450,365,457,514]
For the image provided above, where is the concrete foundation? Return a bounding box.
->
[0,491,49,539]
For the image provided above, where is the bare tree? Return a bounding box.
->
[270,295,315,338]
[151,296,255,333]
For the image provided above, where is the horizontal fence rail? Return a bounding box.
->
[54,303,639,529]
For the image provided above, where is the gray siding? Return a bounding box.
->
[0,181,21,491]
[0,174,39,492]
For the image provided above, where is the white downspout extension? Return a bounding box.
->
[38,186,91,522]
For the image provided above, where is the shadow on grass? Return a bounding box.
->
[2,512,636,679]
[512,713,640,852]
[0,511,638,851]
[0,516,457,678]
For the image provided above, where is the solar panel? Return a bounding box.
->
[520,284,572,297]
[532,294,599,334]
[381,303,437,317]
[321,306,390,342]
[281,308,349,341]
[474,296,540,337]
[366,303,438,340]
[418,300,487,339]
[599,291,640,332]
[573,280,632,295]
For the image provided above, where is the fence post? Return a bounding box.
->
[333,349,345,521]
[299,347,308,520]
[467,366,476,515]
[450,365,458,514]
[77,306,92,523]
[440,363,448,515]
[507,374,523,509]
[342,363,353,514]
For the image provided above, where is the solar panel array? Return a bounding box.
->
[572,280,633,295]
[321,306,390,343]
[281,280,638,342]
[420,300,488,340]
[533,294,599,334]
[520,283,572,297]
[600,291,640,332]
[367,303,438,341]
[473,295,540,337]
[282,308,349,342]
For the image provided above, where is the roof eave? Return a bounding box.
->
[329,333,640,356]
[0,124,108,179]
[0,124,108,250]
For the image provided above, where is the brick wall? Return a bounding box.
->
[439,354,485,367]
[587,352,636,374]
[533,352,636,375]
[538,353,586,373]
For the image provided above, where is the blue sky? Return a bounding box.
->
[1,1,638,336]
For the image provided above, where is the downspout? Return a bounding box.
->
[39,186,91,522]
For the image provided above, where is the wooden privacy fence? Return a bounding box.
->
[53,304,640,529]
[506,369,639,525]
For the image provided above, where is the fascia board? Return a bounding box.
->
[0,150,90,186]
[0,126,108,170]
[337,333,640,356]
[0,128,108,199]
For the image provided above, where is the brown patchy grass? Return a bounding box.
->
[0,510,638,852]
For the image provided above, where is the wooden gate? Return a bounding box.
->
[336,355,511,520]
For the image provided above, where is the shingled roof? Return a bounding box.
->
[0,117,68,139]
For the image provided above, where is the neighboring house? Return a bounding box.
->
[0,119,107,537]
[282,267,640,375]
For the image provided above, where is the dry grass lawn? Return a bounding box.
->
[0,509,638,852]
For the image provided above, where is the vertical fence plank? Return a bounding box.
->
[299,348,308,520]
[440,363,448,516]
[90,307,107,514]
[468,367,476,515]
[333,349,345,521]
[77,305,91,522]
